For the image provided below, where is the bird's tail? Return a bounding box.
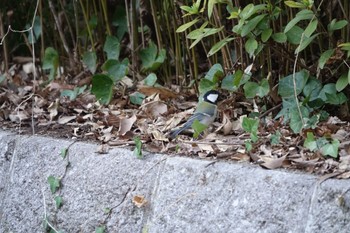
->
[169,126,188,139]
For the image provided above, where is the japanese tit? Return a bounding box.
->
[169,90,219,139]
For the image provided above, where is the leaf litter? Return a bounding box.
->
[1,68,350,179]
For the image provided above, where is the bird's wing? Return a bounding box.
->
[169,112,211,138]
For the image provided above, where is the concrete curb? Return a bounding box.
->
[0,130,349,233]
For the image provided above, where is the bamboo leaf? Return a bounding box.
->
[295,33,319,53]
[284,10,314,33]
[284,1,307,8]
[261,28,272,42]
[208,37,235,57]
[335,73,348,92]
[208,0,215,18]
[241,14,266,37]
[272,32,287,43]
[318,49,335,69]
[176,18,199,33]
[245,38,258,57]
[304,19,318,38]
[328,19,348,32]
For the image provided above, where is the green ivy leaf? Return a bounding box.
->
[139,41,166,72]
[91,74,114,105]
[130,92,145,105]
[270,131,281,145]
[320,139,339,158]
[221,70,244,91]
[242,117,259,134]
[102,59,129,83]
[289,106,309,133]
[95,226,106,233]
[325,92,347,105]
[103,35,120,60]
[88,15,98,30]
[60,148,68,159]
[204,63,224,83]
[304,132,317,151]
[27,16,41,43]
[55,196,63,209]
[83,51,97,74]
[143,73,157,86]
[245,140,253,152]
[42,47,59,81]
[192,119,208,139]
[318,83,339,102]
[305,115,320,129]
[243,82,258,98]
[199,79,216,94]
[47,175,60,194]
[112,6,128,39]
[133,136,143,159]
[60,86,87,101]
[303,77,322,101]
[278,70,309,98]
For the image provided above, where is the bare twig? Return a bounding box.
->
[181,139,245,146]
[48,0,75,68]
[0,0,40,135]
[41,188,60,233]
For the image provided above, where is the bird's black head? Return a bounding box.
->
[203,90,220,104]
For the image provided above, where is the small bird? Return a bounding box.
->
[169,89,219,139]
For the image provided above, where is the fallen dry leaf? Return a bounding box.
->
[260,144,272,157]
[232,115,245,131]
[152,130,169,142]
[260,155,287,169]
[337,171,350,179]
[9,111,29,123]
[118,115,137,136]
[48,98,59,121]
[95,144,110,154]
[138,85,177,99]
[99,126,114,142]
[162,115,185,132]
[222,112,233,135]
[132,195,148,208]
[58,116,76,124]
[231,152,250,161]
[197,143,214,152]
[141,101,168,118]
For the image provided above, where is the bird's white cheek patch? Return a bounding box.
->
[207,94,218,103]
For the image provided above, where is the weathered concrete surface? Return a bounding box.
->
[0,130,349,233]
